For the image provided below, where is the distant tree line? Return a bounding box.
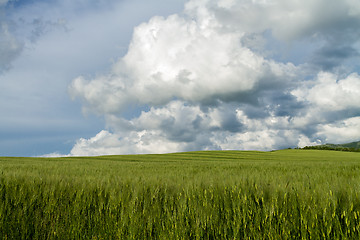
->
[302,145,360,152]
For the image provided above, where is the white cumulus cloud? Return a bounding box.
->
[69,11,296,115]
[67,0,360,156]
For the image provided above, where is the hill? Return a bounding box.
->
[328,140,360,149]
[302,140,360,152]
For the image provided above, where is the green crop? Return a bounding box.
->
[0,150,359,239]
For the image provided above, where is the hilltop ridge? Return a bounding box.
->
[302,140,360,152]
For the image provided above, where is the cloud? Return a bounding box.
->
[304,72,360,112]
[0,1,23,72]
[205,0,360,41]
[292,72,360,127]
[0,0,9,7]
[1,0,191,157]
[0,22,23,72]
[289,72,360,142]
[0,0,68,73]
[69,100,321,155]
[70,128,191,156]
[207,0,360,71]
[311,46,360,71]
[317,117,360,144]
[68,0,360,156]
[69,9,297,114]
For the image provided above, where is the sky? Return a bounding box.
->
[1,0,360,157]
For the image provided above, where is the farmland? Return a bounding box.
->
[0,150,360,239]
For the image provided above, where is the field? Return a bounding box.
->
[0,150,360,239]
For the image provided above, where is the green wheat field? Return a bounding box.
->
[1,150,360,239]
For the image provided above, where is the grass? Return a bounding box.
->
[0,150,360,239]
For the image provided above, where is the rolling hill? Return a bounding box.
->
[303,140,360,151]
